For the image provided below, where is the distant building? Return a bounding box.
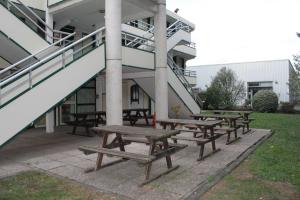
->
[189,59,296,103]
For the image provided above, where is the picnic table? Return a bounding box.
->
[208,110,254,133]
[78,125,186,186]
[157,119,222,161]
[123,108,151,126]
[191,114,242,144]
[66,111,106,136]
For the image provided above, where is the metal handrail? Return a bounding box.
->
[0,32,76,76]
[14,0,69,36]
[126,20,154,32]
[0,27,105,88]
[167,21,192,38]
[167,55,201,105]
[4,0,71,41]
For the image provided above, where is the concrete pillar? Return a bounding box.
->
[45,7,55,133]
[45,8,54,43]
[154,0,168,120]
[105,0,123,125]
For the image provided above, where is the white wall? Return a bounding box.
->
[188,59,292,102]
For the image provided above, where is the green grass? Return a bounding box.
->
[250,113,300,190]
[0,171,117,200]
[202,113,300,200]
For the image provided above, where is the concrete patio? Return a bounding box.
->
[0,126,272,200]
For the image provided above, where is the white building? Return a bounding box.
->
[189,59,295,103]
[0,0,201,146]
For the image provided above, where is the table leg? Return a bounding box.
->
[145,141,156,180]
[143,111,149,125]
[95,132,109,170]
[116,133,125,152]
[210,127,216,151]
[163,139,173,169]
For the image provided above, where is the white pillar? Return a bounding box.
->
[45,7,55,133]
[45,8,54,43]
[154,0,168,120]
[105,0,123,125]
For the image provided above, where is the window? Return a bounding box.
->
[130,84,139,104]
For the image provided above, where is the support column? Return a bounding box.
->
[45,7,55,133]
[105,0,123,125]
[154,0,168,120]
[45,8,54,43]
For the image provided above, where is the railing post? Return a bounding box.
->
[29,70,32,89]
[7,0,11,10]
[0,86,2,106]
[62,51,66,68]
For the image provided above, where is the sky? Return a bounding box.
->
[167,0,300,66]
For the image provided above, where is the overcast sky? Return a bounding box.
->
[167,0,300,66]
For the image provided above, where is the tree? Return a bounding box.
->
[206,67,246,109]
[288,55,300,103]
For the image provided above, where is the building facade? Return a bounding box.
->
[0,0,201,146]
[189,59,295,104]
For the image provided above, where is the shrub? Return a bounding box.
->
[252,90,278,112]
[279,102,295,113]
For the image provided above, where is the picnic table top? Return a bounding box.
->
[123,108,150,112]
[70,111,106,116]
[208,110,253,114]
[91,125,179,140]
[191,114,242,119]
[157,118,222,127]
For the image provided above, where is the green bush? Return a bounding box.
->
[279,102,295,113]
[252,90,278,112]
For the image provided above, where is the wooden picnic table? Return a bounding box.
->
[207,110,254,133]
[157,119,222,161]
[66,111,106,136]
[78,125,186,186]
[208,110,253,121]
[191,114,243,144]
[123,108,151,126]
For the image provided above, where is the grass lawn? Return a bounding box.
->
[202,113,300,200]
[0,171,118,200]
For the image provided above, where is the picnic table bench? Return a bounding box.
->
[78,125,186,186]
[66,111,106,137]
[157,119,223,161]
[123,108,151,126]
[191,114,243,144]
[205,110,254,133]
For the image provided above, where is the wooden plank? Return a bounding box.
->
[191,114,241,119]
[91,126,179,140]
[157,119,222,127]
[78,146,155,163]
[171,136,211,143]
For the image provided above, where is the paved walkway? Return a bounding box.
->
[0,126,271,200]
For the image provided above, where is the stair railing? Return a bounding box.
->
[2,0,71,42]
[126,20,155,47]
[0,32,76,80]
[167,55,202,106]
[0,27,105,106]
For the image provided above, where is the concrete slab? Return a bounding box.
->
[0,126,272,200]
